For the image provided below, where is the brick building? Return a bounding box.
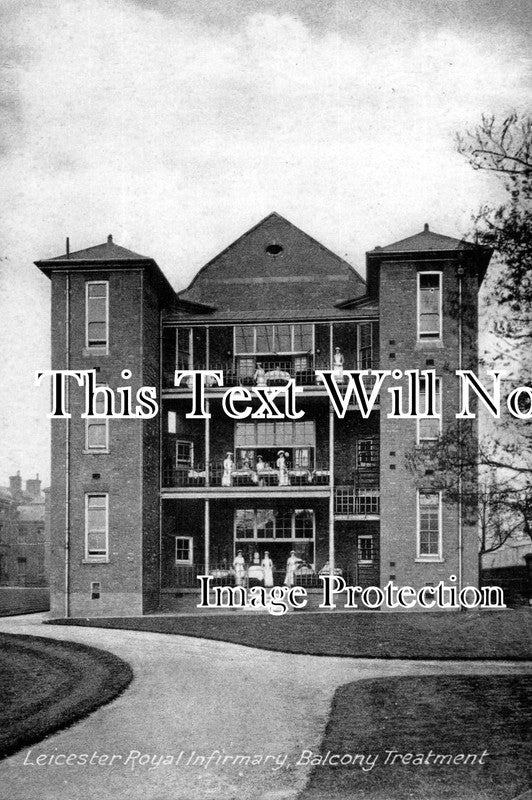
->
[36,213,491,617]
[0,473,47,588]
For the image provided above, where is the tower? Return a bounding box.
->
[36,236,173,616]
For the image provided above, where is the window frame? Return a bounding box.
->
[416,490,443,561]
[175,536,193,565]
[356,322,373,369]
[85,493,109,561]
[233,324,315,355]
[417,377,442,444]
[85,281,109,352]
[233,508,315,541]
[176,440,194,468]
[357,534,374,564]
[417,271,442,341]
[85,386,110,452]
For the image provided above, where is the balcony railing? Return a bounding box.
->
[162,361,378,390]
[164,562,368,590]
[162,462,331,488]
[334,487,380,516]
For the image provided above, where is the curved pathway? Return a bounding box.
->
[0,613,529,800]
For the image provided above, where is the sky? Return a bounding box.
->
[0,0,530,486]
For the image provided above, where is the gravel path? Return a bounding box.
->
[0,613,529,800]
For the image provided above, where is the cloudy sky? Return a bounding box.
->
[0,0,530,485]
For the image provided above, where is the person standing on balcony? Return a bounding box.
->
[233,550,245,586]
[254,362,267,387]
[256,455,266,486]
[277,450,289,485]
[333,347,344,383]
[284,550,302,586]
[222,452,234,486]
[261,551,274,587]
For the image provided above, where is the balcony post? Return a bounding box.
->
[329,405,335,575]
[204,498,210,576]
[205,398,210,487]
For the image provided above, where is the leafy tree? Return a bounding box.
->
[407,114,532,560]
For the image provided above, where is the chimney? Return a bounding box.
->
[26,474,42,500]
[9,471,22,497]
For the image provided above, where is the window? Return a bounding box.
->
[85,494,108,560]
[418,273,442,340]
[417,492,442,559]
[17,526,27,544]
[86,389,109,451]
[90,581,101,600]
[235,421,315,449]
[357,438,378,468]
[417,377,441,443]
[176,441,194,467]
[234,324,313,354]
[86,282,108,350]
[17,557,27,586]
[175,536,193,564]
[357,323,373,368]
[234,509,315,540]
[176,328,192,370]
[358,535,374,563]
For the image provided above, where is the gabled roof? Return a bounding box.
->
[173,212,366,320]
[36,235,152,265]
[369,224,477,254]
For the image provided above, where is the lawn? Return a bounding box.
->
[0,634,133,760]
[48,608,532,660]
[299,674,532,800]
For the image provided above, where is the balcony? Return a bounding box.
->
[162,461,331,489]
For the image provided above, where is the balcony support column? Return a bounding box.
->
[205,398,210,487]
[328,406,335,574]
[204,498,210,576]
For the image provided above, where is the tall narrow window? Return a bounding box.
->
[85,494,108,560]
[86,389,109,451]
[357,322,373,368]
[86,282,109,350]
[417,492,442,559]
[418,273,442,340]
[17,557,27,586]
[176,328,192,370]
[417,378,442,443]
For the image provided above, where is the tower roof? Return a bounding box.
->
[370,223,478,254]
[36,234,152,265]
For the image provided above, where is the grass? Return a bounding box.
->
[48,608,532,660]
[299,674,532,800]
[0,633,133,760]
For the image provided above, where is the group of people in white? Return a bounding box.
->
[251,348,345,387]
[221,450,291,486]
[232,550,303,587]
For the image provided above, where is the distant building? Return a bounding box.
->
[36,213,491,617]
[0,473,48,587]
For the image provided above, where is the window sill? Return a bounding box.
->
[415,340,444,349]
[82,558,109,564]
[175,561,193,566]
[415,557,444,563]
[83,449,110,455]
[82,347,108,357]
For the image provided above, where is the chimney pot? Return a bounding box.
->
[107,234,113,243]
